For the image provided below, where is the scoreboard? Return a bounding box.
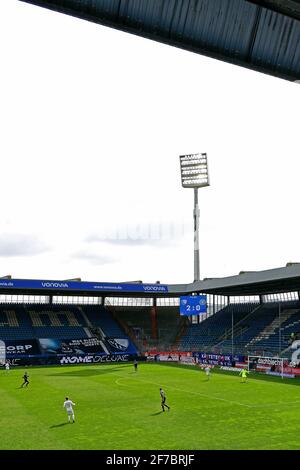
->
[180,295,207,315]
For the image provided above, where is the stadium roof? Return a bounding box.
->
[20,0,300,82]
[2,265,300,297]
[172,264,300,296]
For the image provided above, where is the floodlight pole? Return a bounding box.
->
[279,302,281,356]
[231,308,234,356]
[180,152,209,283]
[194,188,200,282]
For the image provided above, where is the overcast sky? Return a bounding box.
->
[0,0,299,285]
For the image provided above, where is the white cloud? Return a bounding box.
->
[0,234,50,257]
[85,220,189,247]
[70,251,116,266]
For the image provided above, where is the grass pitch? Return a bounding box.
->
[0,362,300,450]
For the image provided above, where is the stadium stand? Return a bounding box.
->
[0,304,136,348]
[25,305,86,339]
[112,306,182,351]
[0,306,35,340]
[156,308,182,345]
[176,301,300,356]
[2,299,300,358]
[177,303,259,352]
[83,305,125,338]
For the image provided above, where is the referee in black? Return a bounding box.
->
[160,388,170,412]
[21,371,29,388]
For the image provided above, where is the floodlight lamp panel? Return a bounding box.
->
[179,153,209,188]
[182,180,210,188]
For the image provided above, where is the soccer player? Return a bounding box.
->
[134,359,138,372]
[5,362,10,373]
[239,368,249,383]
[204,365,211,380]
[21,370,29,387]
[63,397,76,423]
[160,388,170,412]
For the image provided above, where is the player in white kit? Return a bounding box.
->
[63,397,76,423]
[204,365,211,380]
[5,362,10,373]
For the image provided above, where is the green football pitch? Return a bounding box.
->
[0,362,300,450]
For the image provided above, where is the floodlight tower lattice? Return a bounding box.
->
[179,153,210,282]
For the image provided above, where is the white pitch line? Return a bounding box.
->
[168,385,253,408]
[114,374,253,408]
[115,378,134,387]
[250,400,300,408]
[115,374,300,409]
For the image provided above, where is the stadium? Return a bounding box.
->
[1,0,300,454]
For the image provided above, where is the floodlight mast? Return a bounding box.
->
[194,188,200,282]
[179,153,209,282]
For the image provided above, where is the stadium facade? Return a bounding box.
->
[1,264,300,374]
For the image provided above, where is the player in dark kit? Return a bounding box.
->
[134,359,138,372]
[160,388,170,412]
[21,371,29,387]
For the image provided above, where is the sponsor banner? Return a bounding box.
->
[220,366,244,372]
[1,358,28,366]
[153,352,194,363]
[0,339,40,356]
[0,278,168,293]
[0,336,136,359]
[220,364,296,377]
[255,365,271,372]
[0,340,5,364]
[180,295,207,316]
[193,352,245,367]
[39,337,136,355]
[1,354,135,366]
[158,354,179,362]
[256,357,288,367]
[283,367,300,375]
[248,357,300,375]
[146,355,156,361]
[255,365,300,376]
[38,337,105,355]
[0,358,21,366]
[145,351,192,363]
[60,354,130,365]
[266,371,295,378]
[145,351,191,357]
[106,338,131,353]
[180,356,196,365]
